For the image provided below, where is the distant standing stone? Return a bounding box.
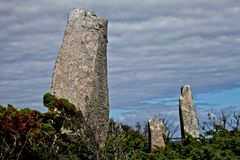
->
[179,85,199,139]
[148,118,166,151]
[50,8,109,147]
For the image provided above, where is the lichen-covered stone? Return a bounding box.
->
[179,85,199,139]
[50,8,108,147]
[148,118,166,151]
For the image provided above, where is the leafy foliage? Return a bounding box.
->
[1,95,240,159]
[104,120,240,160]
[0,94,94,160]
[0,104,56,159]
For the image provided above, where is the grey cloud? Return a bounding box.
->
[107,2,240,108]
[0,1,239,124]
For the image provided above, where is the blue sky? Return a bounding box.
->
[110,87,240,125]
[139,87,240,108]
[0,0,240,126]
[196,87,240,108]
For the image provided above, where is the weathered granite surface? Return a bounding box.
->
[148,118,166,151]
[50,8,109,147]
[179,85,199,139]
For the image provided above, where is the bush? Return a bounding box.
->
[0,105,56,159]
[1,94,240,159]
[0,93,93,160]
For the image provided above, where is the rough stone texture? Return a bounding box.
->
[50,8,108,147]
[179,85,199,139]
[148,118,166,151]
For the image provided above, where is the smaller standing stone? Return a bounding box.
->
[179,85,199,139]
[148,118,166,151]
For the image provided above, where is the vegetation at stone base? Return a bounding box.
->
[1,94,240,159]
[0,94,95,160]
[103,118,240,160]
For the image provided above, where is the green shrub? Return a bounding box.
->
[1,94,240,159]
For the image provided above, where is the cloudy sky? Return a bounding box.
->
[0,0,240,126]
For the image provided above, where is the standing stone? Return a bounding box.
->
[148,118,166,151]
[50,8,109,147]
[179,85,199,139]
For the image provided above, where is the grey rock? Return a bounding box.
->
[50,8,109,147]
[148,118,166,151]
[179,85,199,139]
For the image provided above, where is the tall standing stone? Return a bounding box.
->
[179,85,199,139]
[50,8,109,147]
[148,118,166,151]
